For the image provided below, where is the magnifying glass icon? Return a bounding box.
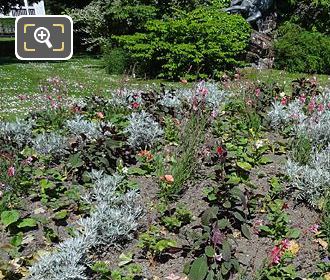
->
[34,27,53,49]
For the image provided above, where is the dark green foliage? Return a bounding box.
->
[291,134,312,165]
[274,22,330,74]
[45,0,93,14]
[277,0,330,34]
[115,7,251,79]
[103,47,129,75]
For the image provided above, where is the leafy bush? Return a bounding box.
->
[274,22,330,74]
[115,7,251,79]
[102,47,130,75]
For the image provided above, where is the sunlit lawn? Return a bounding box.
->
[0,56,177,120]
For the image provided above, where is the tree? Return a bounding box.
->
[0,0,28,14]
[45,0,93,14]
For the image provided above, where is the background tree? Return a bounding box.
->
[0,0,34,13]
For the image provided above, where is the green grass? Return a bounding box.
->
[241,68,330,94]
[0,37,14,42]
[0,56,180,120]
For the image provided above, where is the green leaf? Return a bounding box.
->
[118,252,133,267]
[205,246,215,257]
[222,240,231,261]
[53,210,69,220]
[68,153,84,169]
[1,210,20,227]
[287,228,300,239]
[259,225,273,234]
[155,239,176,253]
[237,161,252,171]
[206,270,215,280]
[10,232,23,247]
[226,175,241,185]
[189,255,208,280]
[17,218,37,228]
[241,224,251,239]
[259,156,273,165]
[201,207,218,226]
[218,218,231,230]
[128,167,147,175]
[233,211,245,222]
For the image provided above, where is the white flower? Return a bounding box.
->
[255,140,264,149]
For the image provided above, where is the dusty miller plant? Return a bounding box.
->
[158,90,182,109]
[28,171,142,280]
[124,110,163,149]
[32,133,67,156]
[0,119,33,147]
[286,145,330,207]
[66,116,103,140]
[109,89,143,108]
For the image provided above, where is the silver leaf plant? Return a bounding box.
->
[27,171,142,280]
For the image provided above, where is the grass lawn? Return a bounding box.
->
[0,56,178,120]
[242,67,330,93]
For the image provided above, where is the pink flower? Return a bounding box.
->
[22,157,33,165]
[96,112,104,119]
[318,104,325,112]
[200,87,208,96]
[309,224,320,234]
[270,246,281,265]
[246,99,253,106]
[299,95,306,104]
[308,98,316,113]
[255,88,261,97]
[211,110,218,118]
[281,96,288,105]
[281,239,290,250]
[165,274,181,280]
[215,253,223,262]
[7,166,15,177]
[132,102,140,109]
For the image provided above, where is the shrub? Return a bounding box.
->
[115,7,251,79]
[274,22,330,74]
[102,47,129,75]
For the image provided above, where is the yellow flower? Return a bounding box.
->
[288,240,300,255]
[323,272,330,280]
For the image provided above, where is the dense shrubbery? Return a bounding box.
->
[115,8,251,79]
[274,23,330,74]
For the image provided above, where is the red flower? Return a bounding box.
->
[216,146,227,162]
[281,96,288,105]
[270,246,281,265]
[7,166,15,177]
[132,102,140,109]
